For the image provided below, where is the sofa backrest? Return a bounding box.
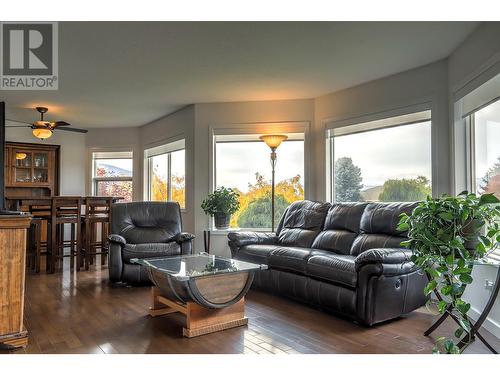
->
[277,200,331,248]
[350,202,417,256]
[311,202,368,255]
[111,201,182,244]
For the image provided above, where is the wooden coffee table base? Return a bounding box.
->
[0,330,28,349]
[149,287,248,338]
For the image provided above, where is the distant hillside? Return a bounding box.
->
[360,185,383,201]
[98,164,132,177]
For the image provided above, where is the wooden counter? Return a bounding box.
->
[0,214,32,349]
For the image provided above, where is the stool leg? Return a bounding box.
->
[101,222,108,266]
[92,223,97,266]
[85,220,91,270]
[76,219,82,273]
[70,223,75,270]
[50,221,57,273]
[35,222,42,273]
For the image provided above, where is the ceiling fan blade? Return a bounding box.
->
[6,118,32,125]
[57,127,88,133]
[5,125,30,128]
[52,121,71,127]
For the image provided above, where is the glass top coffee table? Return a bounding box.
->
[131,254,267,338]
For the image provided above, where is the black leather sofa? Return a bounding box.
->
[228,200,427,326]
[108,201,194,284]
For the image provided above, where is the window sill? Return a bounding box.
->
[207,228,273,236]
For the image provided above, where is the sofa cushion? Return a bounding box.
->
[268,246,312,274]
[323,202,368,232]
[122,242,181,263]
[278,200,330,248]
[359,202,417,236]
[236,244,281,265]
[311,203,368,255]
[350,233,406,256]
[311,230,357,255]
[306,250,357,288]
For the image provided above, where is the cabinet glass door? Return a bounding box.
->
[33,153,48,168]
[14,151,33,183]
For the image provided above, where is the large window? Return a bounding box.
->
[145,139,185,208]
[469,100,500,198]
[92,151,133,202]
[329,111,432,202]
[215,133,305,229]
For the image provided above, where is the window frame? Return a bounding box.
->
[144,139,186,208]
[91,150,134,200]
[325,108,432,203]
[209,121,310,231]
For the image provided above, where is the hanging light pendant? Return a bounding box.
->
[32,127,53,140]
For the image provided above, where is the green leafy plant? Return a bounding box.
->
[201,187,240,216]
[398,191,500,354]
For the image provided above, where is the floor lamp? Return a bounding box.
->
[259,134,288,232]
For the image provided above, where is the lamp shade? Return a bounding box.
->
[32,127,53,140]
[15,152,27,160]
[259,134,288,149]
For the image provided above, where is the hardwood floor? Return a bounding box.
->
[3,258,499,354]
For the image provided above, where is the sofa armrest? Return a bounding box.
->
[172,232,195,244]
[108,241,124,282]
[228,231,278,248]
[108,234,126,246]
[355,248,416,275]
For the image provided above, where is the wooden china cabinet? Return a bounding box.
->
[4,142,60,199]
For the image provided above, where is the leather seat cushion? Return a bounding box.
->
[122,242,181,262]
[237,244,281,265]
[268,246,312,274]
[306,251,357,288]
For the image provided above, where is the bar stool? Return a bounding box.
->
[26,217,42,273]
[49,196,82,273]
[82,197,113,270]
[27,203,52,272]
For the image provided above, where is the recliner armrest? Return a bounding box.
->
[228,231,278,248]
[355,248,414,272]
[172,232,195,244]
[108,234,126,246]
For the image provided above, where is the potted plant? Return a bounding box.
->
[201,187,240,230]
[398,191,500,354]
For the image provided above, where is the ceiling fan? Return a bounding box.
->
[6,106,88,140]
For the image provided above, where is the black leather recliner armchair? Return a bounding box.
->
[108,201,194,284]
[228,200,428,326]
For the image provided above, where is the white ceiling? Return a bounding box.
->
[2,21,478,129]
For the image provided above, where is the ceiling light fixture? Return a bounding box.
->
[32,127,53,140]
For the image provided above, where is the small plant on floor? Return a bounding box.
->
[201,187,240,230]
[398,191,500,354]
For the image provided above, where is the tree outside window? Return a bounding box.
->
[331,115,432,202]
[215,136,304,229]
